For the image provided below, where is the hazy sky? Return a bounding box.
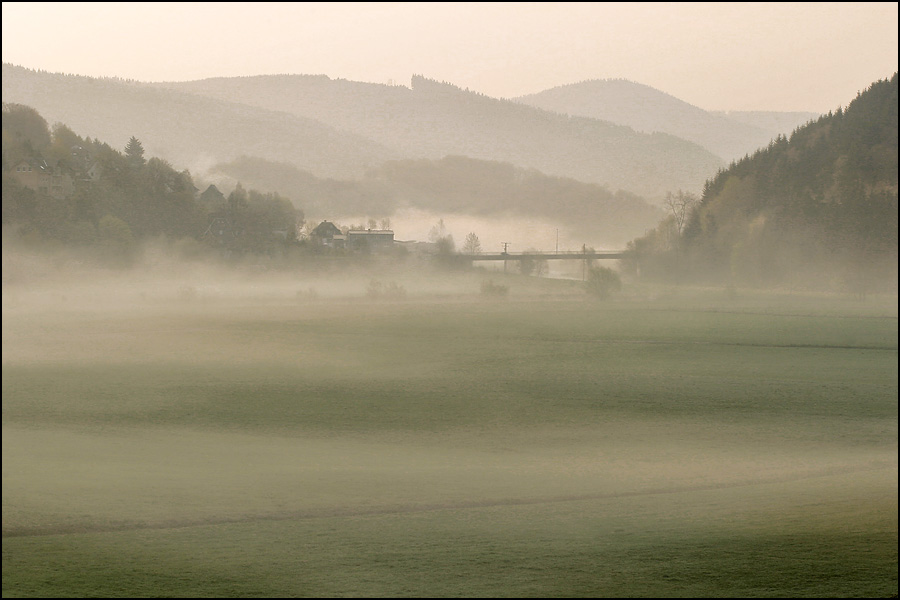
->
[2,2,897,113]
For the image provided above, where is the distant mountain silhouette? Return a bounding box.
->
[514,79,820,162]
[1,64,399,180]
[148,73,724,200]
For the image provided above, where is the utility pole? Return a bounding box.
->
[556,229,559,253]
[501,242,510,273]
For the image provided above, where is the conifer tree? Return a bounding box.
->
[124,136,145,168]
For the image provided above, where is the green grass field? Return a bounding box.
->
[2,271,897,597]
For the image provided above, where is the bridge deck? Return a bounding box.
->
[468,251,624,261]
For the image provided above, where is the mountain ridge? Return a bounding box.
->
[146,72,723,200]
[513,78,820,163]
[1,64,401,181]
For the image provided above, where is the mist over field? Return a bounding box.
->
[1,71,896,597]
[1,4,896,594]
[3,238,897,596]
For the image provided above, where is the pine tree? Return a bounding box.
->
[124,136,145,168]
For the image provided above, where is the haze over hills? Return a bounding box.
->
[147,73,724,201]
[208,154,665,248]
[513,79,821,163]
[710,110,823,139]
[3,65,728,202]
[0,64,399,180]
[1,63,828,252]
[0,97,665,253]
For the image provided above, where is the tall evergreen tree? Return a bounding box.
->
[124,136,145,168]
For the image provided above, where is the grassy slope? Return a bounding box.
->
[2,276,897,597]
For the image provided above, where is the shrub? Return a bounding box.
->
[480,279,509,298]
[586,266,622,299]
[367,280,406,300]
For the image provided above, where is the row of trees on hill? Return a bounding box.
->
[211,153,665,247]
[2,103,302,266]
[1,103,617,279]
[622,74,898,294]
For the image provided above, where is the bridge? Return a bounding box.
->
[466,250,625,261]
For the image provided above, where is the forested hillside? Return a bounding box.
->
[210,154,664,246]
[150,73,723,200]
[625,73,898,293]
[2,104,301,267]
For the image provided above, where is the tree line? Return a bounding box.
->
[2,103,302,266]
[621,73,898,294]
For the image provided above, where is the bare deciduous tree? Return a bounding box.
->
[663,190,699,235]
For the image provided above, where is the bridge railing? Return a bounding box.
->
[467,250,625,260]
[471,250,623,255]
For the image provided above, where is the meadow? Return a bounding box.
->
[2,266,897,598]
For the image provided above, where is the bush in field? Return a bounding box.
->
[296,287,319,302]
[480,279,509,298]
[586,266,622,299]
[367,280,406,300]
[178,285,198,302]
[384,281,406,300]
[366,279,383,299]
